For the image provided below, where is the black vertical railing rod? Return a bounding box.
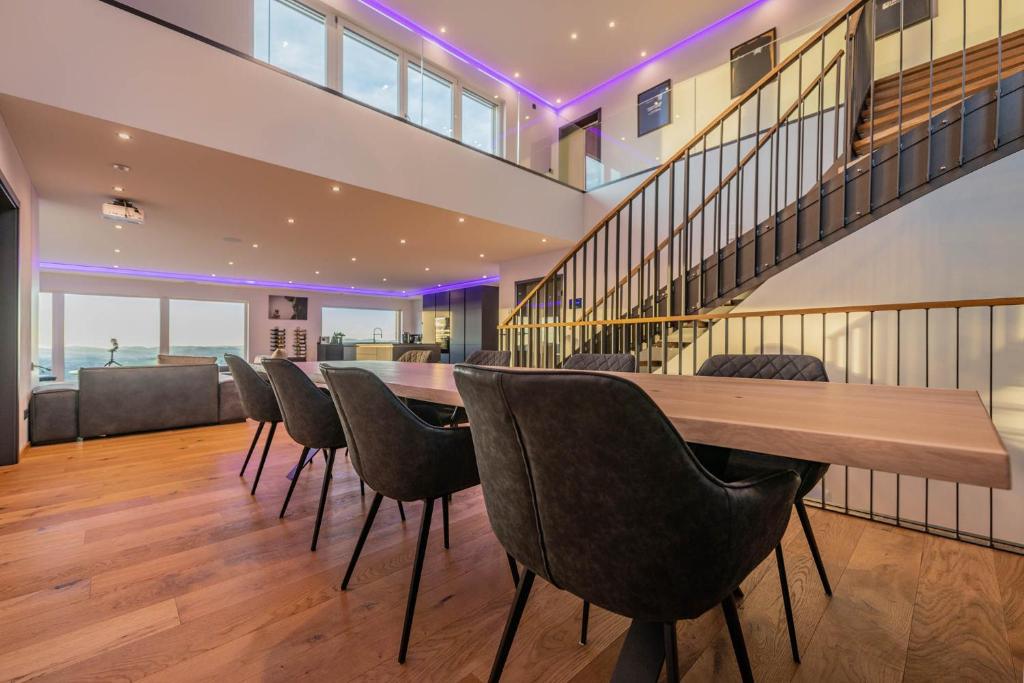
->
[654,176,661,318]
[682,152,691,313]
[955,306,960,540]
[895,308,901,527]
[896,0,905,198]
[795,51,805,240]
[615,214,622,351]
[592,232,598,353]
[924,307,930,532]
[639,188,647,317]
[602,222,609,354]
[995,0,1003,150]
[699,136,708,306]
[816,39,826,243]
[959,0,967,166]
[926,4,934,183]
[571,252,578,357]
[867,4,876,212]
[989,305,995,547]
[668,163,676,319]
[869,309,874,520]
[581,240,587,353]
[627,201,633,321]
[715,120,725,299]
[753,88,763,273]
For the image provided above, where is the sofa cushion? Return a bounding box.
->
[158,354,217,365]
[29,382,79,445]
[218,374,246,424]
[78,365,220,437]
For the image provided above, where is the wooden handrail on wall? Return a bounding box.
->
[502,0,870,326]
[498,296,1024,330]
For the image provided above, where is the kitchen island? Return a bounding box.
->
[353,343,441,362]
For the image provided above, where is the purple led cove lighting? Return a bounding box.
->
[40,262,500,297]
[354,0,557,109]
[556,0,773,112]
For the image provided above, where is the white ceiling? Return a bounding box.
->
[0,96,569,294]
[383,0,757,104]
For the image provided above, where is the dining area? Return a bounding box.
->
[214,347,1014,682]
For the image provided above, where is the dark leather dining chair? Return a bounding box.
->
[561,352,637,372]
[225,354,282,495]
[454,365,800,682]
[465,349,511,367]
[397,349,433,363]
[696,354,833,598]
[321,366,480,664]
[263,359,405,550]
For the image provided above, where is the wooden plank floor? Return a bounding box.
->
[1,421,1021,682]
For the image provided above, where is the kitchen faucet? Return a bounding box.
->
[372,327,383,342]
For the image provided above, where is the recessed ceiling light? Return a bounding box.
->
[493,94,499,99]
[440,26,447,33]
[351,257,357,261]
[117,132,132,140]
[400,239,407,244]
[113,265,119,269]
[513,72,520,78]
[541,238,548,243]
[479,253,485,258]
[114,224,123,230]
[556,98,562,104]
[288,280,293,284]
[211,273,217,277]
[401,290,407,294]
[382,277,388,282]
[315,270,320,275]
[114,248,120,253]
[608,20,616,28]
[247,280,255,284]
[458,217,465,223]
[350,286,355,289]
[570,32,578,40]
[331,185,341,192]
[287,218,295,224]
[525,115,531,120]
[228,261,234,265]
[620,136,626,141]
[281,41,288,48]
[437,284,442,287]
[641,50,648,57]
[113,186,124,192]
[424,267,430,271]
[252,243,259,248]
[112,163,131,173]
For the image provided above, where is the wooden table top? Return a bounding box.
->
[298,361,1011,490]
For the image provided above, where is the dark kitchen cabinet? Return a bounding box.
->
[422,285,498,364]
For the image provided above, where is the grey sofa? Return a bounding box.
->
[29,364,245,444]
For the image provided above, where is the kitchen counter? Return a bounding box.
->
[354,343,441,362]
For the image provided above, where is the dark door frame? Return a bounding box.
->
[0,177,19,466]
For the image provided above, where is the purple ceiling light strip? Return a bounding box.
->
[556,0,773,111]
[354,0,557,109]
[39,262,499,297]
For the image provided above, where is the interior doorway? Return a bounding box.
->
[558,109,602,189]
[0,180,18,466]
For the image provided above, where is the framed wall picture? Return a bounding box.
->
[637,80,671,137]
[875,0,933,38]
[731,29,776,98]
[268,295,308,320]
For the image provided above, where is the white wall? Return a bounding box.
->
[0,0,583,243]
[0,111,39,453]
[40,271,421,372]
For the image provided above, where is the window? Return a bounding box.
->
[342,29,400,115]
[407,63,454,137]
[322,307,401,342]
[37,292,53,376]
[461,90,498,154]
[64,295,160,376]
[254,0,326,85]
[169,299,247,364]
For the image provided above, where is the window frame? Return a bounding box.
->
[253,0,329,86]
[340,25,402,116]
[460,87,500,154]
[167,297,250,365]
[405,58,457,138]
[61,292,164,376]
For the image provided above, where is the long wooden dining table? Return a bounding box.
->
[297,359,1011,681]
[301,360,1010,489]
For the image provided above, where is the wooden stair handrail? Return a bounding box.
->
[502,0,869,326]
[498,296,1024,330]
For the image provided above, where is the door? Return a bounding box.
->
[558,109,602,189]
[0,181,19,465]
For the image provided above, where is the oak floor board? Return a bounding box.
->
[2,422,1022,683]
[903,534,1017,681]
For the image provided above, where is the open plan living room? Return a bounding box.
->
[1,0,1023,680]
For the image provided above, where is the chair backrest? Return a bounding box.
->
[397,350,433,363]
[225,354,282,423]
[561,353,637,372]
[454,365,761,621]
[261,358,345,449]
[697,354,828,382]
[464,349,511,367]
[321,366,462,501]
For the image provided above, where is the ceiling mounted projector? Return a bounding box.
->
[102,199,144,224]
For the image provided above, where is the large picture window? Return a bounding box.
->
[342,29,400,115]
[37,292,52,375]
[461,90,498,154]
[322,307,401,342]
[254,0,326,85]
[169,299,247,364]
[64,294,160,376]
[407,64,454,137]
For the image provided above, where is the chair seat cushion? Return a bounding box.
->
[722,450,829,500]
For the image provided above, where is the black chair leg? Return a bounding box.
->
[488,569,535,683]
[239,421,264,476]
[580,600,590,645]
[360,479,365,497]
[506,554,520,587]
[310,448,336,551]
[721,595,754,683]
[279,447,311,518]
[398,498,434,664]
[441,495,450,549]
[341,492,384,589]
[776,545,800,663]
[663,621,679,682]
[795,499,832,596]
[397,500,406,521]
[249,422,277,495]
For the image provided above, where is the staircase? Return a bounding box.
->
[502,0,1024,371]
